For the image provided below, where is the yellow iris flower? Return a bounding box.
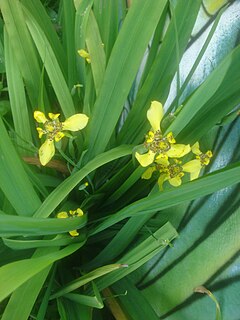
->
[142,159,185,190]
[135,101,190,167]
[181,142,213,180]
[57,208,84,237]
[78,49,91,63]
[142,142,212,190]
[34,111,89,166]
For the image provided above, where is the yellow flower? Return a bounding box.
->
[142,155,210,191]
[135,101,190,167]
[78,49,91,63]
[34,111,89,166]
[142,141,213,190]
[160,160,185,190]
[142,159,184,190]
[182,142,213,180]
[57,208,84,237]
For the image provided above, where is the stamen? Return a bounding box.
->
[145,130,172,154]
[197,151,212,166]
[43,118,63,141]
[168,164,183,178]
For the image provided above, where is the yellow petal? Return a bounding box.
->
[182,159,201,173]
[142,167,156,180]
[78,49,91,63]
[48,113,60,120]
[37,127,45,138]
[76,208,84,216]
[157,173,168,191]
[190,169,201,180]
[69,230,79,237]
[146,131,154,143]
[69,208,84,217]
[62,114,89,131]
[78,49,90,58]
[166,132,176,144]
[191,142,201,155]
[206,150,213,158]
[57,212,68,219]
[69,210,75,216]
[155,154,169,166]
[135,150,155,167]
[147,101,163,132]
[201,156,211,166]
[45,123,55,132]
[39,139,55,166]
[182,159,202,180]
[169,176,182,187]
[34,111,48,124]
[203,0,228,15]
[166,144,191,158]
[55,131,65,142]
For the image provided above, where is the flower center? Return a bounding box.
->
[157,162,184,178]
[44,119,63,141]
[168,164,184,178]
[197,151,212,166]
[145,130,172,154]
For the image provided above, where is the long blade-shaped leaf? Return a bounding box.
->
[85,0,167,160]
[0,0,46,107]
[24,7,75,117]
[90,162,240,235]
[0,117,41,216]
[168,44,240,142]
[0,212,87,237]
[142,204,240,316]
[34,145,132,218]
[0,244,80,302]
[118,0,201,144]
[4,30,32,154]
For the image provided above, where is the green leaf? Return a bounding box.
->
[168,5,226,112]
[0,100,10,116]
[34,145,132,218]
[0,244,81,302]
[93,0,124,61]
[57,298,90,320]
[90,222,178,291]
[85,0,168,160]
[75,0,93,92]
[0,0,46,107]
[36,265,57,320]
[0,117,41,216]
[24,6,75,117]
[64,283,104,309]
[61,0,77,89]
[51,264,126,299]
[0,211,87,237]
[1,267,52,320]
[86,212,155,270]
[3,234,85,250]
[118,0,202,144]
[21,0,67,77]
[86,10,106,96]
[4,30,33,153]
[112,277,159,320]
[90,162,240,235]
[142,203,240,316]
[168,44,240,142]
